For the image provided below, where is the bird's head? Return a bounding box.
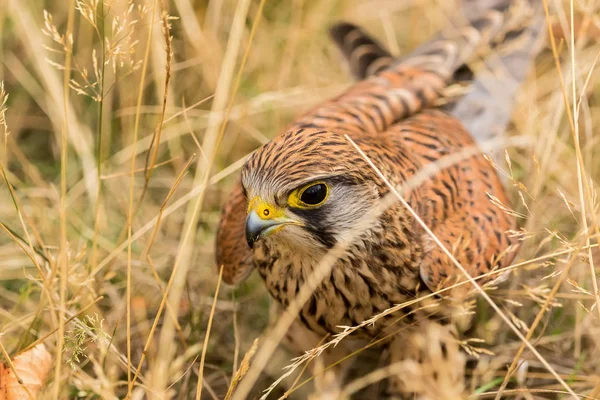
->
[241,127,380,255]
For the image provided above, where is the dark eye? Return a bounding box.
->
[300,183,328,205]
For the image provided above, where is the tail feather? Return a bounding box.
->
[329,22,394,80]
[446,5,546,146]
[395,7,507,76]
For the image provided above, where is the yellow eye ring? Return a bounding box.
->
[288,181,329,208]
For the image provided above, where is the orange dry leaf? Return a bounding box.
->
[0,344,52,400]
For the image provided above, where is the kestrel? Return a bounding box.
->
[216,0,543,395]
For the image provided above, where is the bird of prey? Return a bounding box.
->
[216,0,543,395]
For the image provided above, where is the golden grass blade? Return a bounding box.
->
[339,361,404,398]
[100,157,183,180]
[0,163,43,280]
[142,154,195,257]
[90,0,107,271]
[231,292,240,378]
[566,0,600,324]
[194,265,223,400]
[125,0,159,391]
[143,0,173,184]
[225,338,259,400]
[164,94,214,125]
[472,388,596,399]
[146,255,187,346]
[281,334,330,399]
[53,0,76,396]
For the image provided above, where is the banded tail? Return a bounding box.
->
[329,22,394,80]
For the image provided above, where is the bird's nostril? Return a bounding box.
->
[263,209,270,217]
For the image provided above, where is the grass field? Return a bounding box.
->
[0,0,599,398]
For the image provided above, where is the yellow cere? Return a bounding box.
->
[287,181,329,209]
[247,196,287,220]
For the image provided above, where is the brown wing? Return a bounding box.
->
[216,182,254,285]
[385,110,518,292]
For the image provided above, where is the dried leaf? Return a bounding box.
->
[0,344,52,400]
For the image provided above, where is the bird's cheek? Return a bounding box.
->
[281,219,306,236]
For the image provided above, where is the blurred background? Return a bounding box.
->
[0,0,599,398]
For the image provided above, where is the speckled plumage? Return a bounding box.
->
[216,1,542,388]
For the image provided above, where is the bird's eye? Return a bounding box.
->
[287,182,329,209]
[300,183,328,205]
[288,181,329,208]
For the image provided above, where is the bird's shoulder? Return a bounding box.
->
[351,109,477,182]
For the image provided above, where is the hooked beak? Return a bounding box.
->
[245,206,302,248]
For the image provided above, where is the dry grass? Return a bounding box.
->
[0,0,599,399]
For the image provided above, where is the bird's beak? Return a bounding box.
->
[245,197,301,248]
